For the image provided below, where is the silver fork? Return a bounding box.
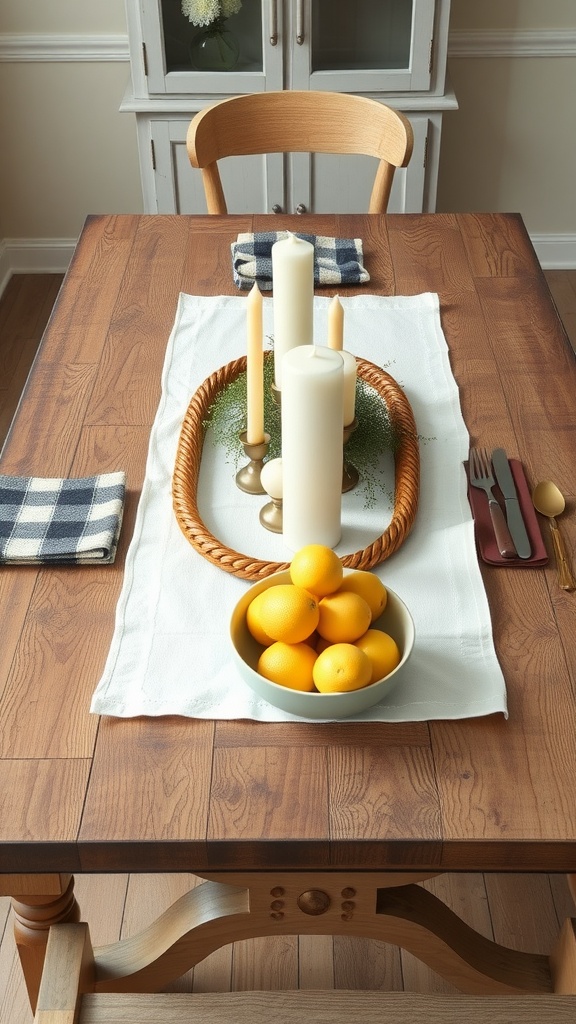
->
[469,447,517,558]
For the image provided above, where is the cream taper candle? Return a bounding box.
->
[246,282,264,444]
[341,350,357,426]
[281,345,344,551]
[327,295,344,350]
[271,233,314,389]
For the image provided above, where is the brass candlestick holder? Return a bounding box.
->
[235,432,270,494]
[271,381,281,407]
[342,417,359,493]
[259,495,283,534]
[259,457,283,534]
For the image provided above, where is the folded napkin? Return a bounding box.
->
[466,459,548,567]
[0,472,126,565]
[231,231,370,290]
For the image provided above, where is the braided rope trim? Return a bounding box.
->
[172,356,419,581]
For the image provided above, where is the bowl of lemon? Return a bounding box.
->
[230,544,414,719]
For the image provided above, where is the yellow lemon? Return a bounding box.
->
[254,584,319,644]
[336,570,388,622]
[313,643,372,693]
[257,641,317,691]
[246,591,274,646]
[317,591,371,644]
[289,544,344,598]
[354,628,401,684]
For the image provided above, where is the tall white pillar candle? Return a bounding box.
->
[327,295,344,350]
[271,233,314,388]
[246,282,264,444]
[281,345,344,551]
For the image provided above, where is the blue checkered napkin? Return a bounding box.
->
[231,231,370,290]
[0,472,126,565]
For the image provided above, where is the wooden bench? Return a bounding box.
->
[34,922,576,1024]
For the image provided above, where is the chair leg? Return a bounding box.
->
[202,164,227,214]
[550,918,576,994]
[34,922,95,1023]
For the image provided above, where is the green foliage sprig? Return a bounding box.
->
[203,351,401,508]
[203,348,280,461]
[345,376,399,508]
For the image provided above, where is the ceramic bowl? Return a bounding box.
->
[230,570,414,719]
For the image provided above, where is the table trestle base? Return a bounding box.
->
[75,872,576,996]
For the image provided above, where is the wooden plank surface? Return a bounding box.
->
[0,214,575,876]
[2,268,576,1024]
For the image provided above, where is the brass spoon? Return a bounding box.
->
[532,480,576,591]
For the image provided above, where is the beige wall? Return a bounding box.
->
[0,1,575,262]
[0,0,127,34]
[0,0,142,242]
[437,0,576,239]
[0,61,142,239]
[450,0,576,31]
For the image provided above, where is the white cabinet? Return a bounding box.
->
[123,1,456,215]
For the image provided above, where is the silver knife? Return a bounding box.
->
[491,449,531,559]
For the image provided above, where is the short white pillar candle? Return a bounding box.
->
[281,345,344,551]
[271,233,314,389]
[326,294,356,424]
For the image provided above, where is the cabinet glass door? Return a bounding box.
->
[292,0,436,92]
[144,0,281,94]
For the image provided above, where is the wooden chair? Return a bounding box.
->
[186,91,414,215]
[34,922,576,1024]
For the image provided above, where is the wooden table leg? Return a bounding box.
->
[9,874,80,1012]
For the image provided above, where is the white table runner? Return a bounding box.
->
[91,293,508,722]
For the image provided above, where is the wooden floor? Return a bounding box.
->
[1,272,575,1022]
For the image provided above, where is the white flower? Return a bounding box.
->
[181,0,242,27]
[181,0,221,28]
[221,0,242,16]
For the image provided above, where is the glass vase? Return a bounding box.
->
[190,18,239,72]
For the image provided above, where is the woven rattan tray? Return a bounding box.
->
[173,356,419,581]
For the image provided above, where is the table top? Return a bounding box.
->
[1,212,575,877]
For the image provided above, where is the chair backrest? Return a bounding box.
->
[186,91,414,215]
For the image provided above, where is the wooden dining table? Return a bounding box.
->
[1,212,576,1010]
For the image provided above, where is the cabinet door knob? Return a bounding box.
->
[296,203,307,215]
[272,204,283,214]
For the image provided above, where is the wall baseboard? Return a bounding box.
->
[0,233,574,302]
[530,234,576,271]
[0,238,77,297]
